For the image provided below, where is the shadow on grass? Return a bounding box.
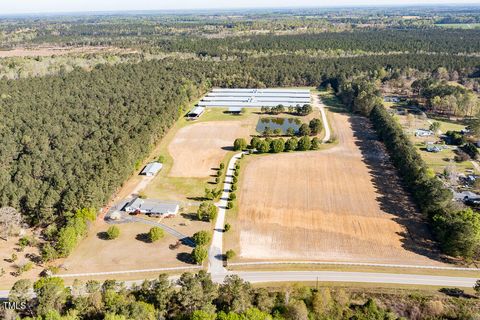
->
[97,232,109,240]
[135,233,151,243]
[177,252,195,264]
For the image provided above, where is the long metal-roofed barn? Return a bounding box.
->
[198,88,311,108]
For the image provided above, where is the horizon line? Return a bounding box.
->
[1,3,480,17]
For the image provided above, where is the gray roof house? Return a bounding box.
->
[453,190,480,202]
[124,197,179,216]
[141,162,163,176]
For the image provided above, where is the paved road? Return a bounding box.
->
[2,270,476,299]
[312,93,331,143]
[208,152,244,275]
[217,271,479,287]
[229,261,480,271]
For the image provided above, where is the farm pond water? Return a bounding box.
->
[256,117,302,134]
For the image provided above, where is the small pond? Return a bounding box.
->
[256,117,302,134]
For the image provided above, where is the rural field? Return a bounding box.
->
[234,108,446,266]
[168,121,252,178]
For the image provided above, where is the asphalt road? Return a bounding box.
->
[1,270,476,299]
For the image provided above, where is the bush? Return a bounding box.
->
[193,230,212,246]
[197,202,218,222]
[445,130,465,145]
[224,223,231,232]
[215,177,220,184]
[297,136,311,151]
[106,226,120,240]
[219,163,225,170]
[227,201,234,209]
[257,140,271,153]
[157,155,165,163]
[192,246,208,264]
[232,176,238,183]
[233,138,247,151]
[148,227,164,242]
[309,118,323,135]
[298,123,311,136]
[250,137,261,149]
[270,139,285,153]
[231,184,237,191]
[311,137,320,150]
[225,249,236,260]
[462,143,479,160]
[229,193,236,201]
[285,137,298,151]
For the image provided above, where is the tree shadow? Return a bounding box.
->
[176,252,195,264]
[97,232,109,240]
[135,233,151,243]
[221,146,234,151]
[348,114,453,264]
[181,212,199,221]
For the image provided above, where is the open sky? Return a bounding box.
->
[2,1,480,15]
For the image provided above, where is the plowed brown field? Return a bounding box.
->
[237,111,445,266]
[168,121,251,178]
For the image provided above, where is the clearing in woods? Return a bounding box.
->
[236,110,446,266]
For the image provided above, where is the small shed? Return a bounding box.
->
[188,106,205,118]
[227,107,242,114]
[141,162,163,176]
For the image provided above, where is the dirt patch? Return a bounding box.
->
[168,121,251,178]
[0,233,43,289]
[237,111,446,266]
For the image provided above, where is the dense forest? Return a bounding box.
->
[5,272,480,320]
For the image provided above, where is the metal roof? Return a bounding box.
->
[124,198,179,214]
[202,96,310,102]
[141,162,163,175]
[211,88,310,93]
[198,101,309,108]
[188,106,205,116]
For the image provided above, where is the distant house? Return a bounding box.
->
[415,129,434,137]
[187,106,205,119]
[384,96,400,103]
[141,162,163,176]
[453,190,480,202]
[426,144,442,153]
[124,197,179,217]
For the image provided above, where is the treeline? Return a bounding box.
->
[335,77,480,259]
[8,271,479,320]
[155,29,480,56]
